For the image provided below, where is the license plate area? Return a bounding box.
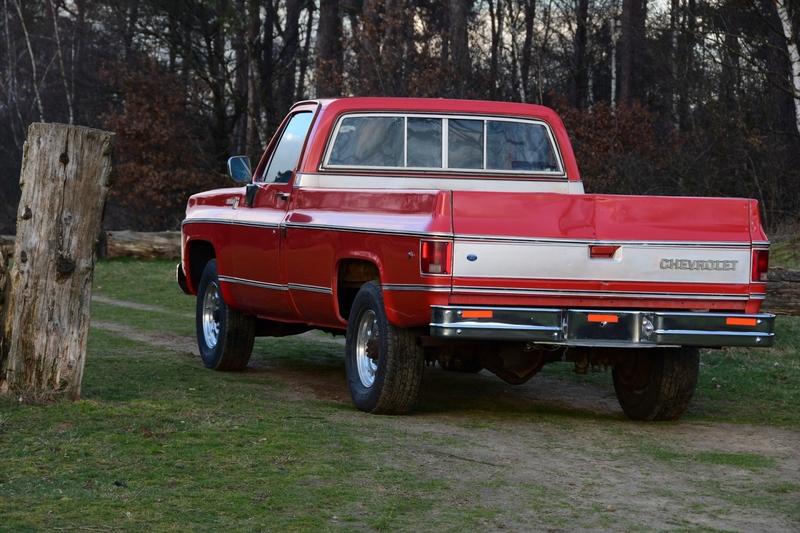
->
[566,310,648,346]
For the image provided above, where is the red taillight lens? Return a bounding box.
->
[752,249,769,282]
[421,240,452,275]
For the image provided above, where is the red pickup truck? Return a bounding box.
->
[178,97,774,421]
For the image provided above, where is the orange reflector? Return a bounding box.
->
[727,317,757,327]
[461,310,493,319]
[588,314,619,323]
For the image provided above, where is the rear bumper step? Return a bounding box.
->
[430,306,775,348]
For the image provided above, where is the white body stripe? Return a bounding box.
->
[294,173,585,194]
[452,242,752,284]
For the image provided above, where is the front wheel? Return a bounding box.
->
[196,259,255,371]
[612,347,700,421]
[345,281,424,415]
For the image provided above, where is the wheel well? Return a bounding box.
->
[337,259,380,321]
[188,240,216,293]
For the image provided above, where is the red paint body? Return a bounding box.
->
[181,98,769,331]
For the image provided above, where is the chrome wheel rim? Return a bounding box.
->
[202,281,221,348]
[355,309,379,388]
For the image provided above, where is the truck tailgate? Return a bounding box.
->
[450,192,763,311]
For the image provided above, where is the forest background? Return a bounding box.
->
[1,0,798,233]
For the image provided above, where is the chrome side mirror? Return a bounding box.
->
[227,156,252,183]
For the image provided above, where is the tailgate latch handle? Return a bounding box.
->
[589,245,620,259]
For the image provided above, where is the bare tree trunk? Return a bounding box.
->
[774,0,800,136]
[0,123,115,401]
[47,0,74,125]
[260,0,277,128]
[4,0,24,148]
[488,0,503,99]
[449,0,470,97]
[11,0,44,122]
[296,2,315,101]
[360,0,384,94]
[246,0,262,161]
[573,0,590,108]
[619,0,646,102]
[520,0,536,103]
[610,0,617,108]
[315,0,343,97]
[382,0,406,95]
[278,0,301,113]
[669,0,679,130]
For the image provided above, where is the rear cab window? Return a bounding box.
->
[323,113,563,175]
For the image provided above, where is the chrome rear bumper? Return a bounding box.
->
[429,306,775,348]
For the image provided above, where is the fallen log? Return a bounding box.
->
[1,231,181,261]
[104,230,181,261]
[761,267,800,316]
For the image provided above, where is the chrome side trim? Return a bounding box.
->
[382,284,451,292]
[183,218,281,230]
[455,234,753,248]
[218,276,287,292]
[284,222,452,239]
[288,283,333,295]
[451,286,750,301]
[183,218,236,226]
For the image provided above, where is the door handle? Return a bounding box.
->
[274,191,290,201]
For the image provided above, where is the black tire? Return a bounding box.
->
[612,347,700,421]
[345,281,425,414]
[196,259,255,371]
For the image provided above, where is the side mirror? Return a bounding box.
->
[227,156,252,183]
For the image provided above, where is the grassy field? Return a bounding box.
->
[1,259,799,532]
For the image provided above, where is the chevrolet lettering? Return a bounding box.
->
[178,97,775,422]
[660,259,739,271]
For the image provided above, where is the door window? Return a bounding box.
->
[259,112,314,183]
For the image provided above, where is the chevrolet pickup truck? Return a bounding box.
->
[178,97,775,421]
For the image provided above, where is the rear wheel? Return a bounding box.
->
[196,259,255,370]
[612,347,700,421]
[345,281,424,414]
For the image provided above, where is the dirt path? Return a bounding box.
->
[89,311,800,532]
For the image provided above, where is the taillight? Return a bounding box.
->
[752,249,769,282]
[421,240,452,275]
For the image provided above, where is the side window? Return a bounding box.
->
[486,121,558,171]
[260,112,314,183]
[328,117,404,167]
[448,119,483,169]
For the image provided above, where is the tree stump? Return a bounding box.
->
[0,123,115,400]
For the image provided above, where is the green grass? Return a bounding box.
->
[638,445,774,470]
[1,258,799,532]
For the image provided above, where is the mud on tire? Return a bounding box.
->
[345,281,425,415]
[612,346,700,421]
[196,259,256,371]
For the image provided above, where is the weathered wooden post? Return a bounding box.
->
[0,123,115,400]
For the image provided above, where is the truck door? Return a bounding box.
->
[227,109,315,320]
